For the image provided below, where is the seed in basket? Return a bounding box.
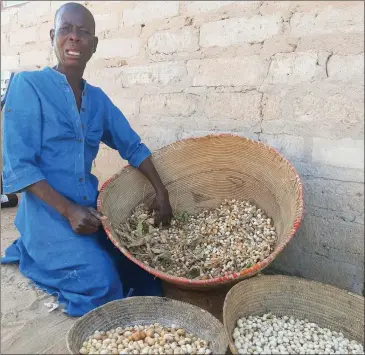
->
[115,199,277,280]
[79,324,212,354]
[232,313,364,355]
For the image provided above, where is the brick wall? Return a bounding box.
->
[1,1,364,294]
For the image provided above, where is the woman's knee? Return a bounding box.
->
[61,264,124,316]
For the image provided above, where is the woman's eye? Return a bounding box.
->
[57,26,91,36]
[59,26,70,32]
[80,30,91,36]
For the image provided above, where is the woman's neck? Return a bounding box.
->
[54,64,84,91]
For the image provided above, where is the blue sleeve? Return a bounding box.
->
[101,94,151,168]
[2,72,45,194]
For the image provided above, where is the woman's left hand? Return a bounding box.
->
[137,157,173,226]
[151,188,173,226]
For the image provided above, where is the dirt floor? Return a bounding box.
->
[1,207,76,354]
[1,207,229,354]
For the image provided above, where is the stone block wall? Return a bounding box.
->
[1,1,364,293]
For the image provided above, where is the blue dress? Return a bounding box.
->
[1,67,162,317]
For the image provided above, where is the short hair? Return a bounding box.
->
[54,2,95,32]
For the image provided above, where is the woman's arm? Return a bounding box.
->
[101,93,173,225]
[138,157,172,226]
[27,180,105,235]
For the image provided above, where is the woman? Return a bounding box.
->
[1,2,172,316]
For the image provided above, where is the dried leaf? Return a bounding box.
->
[128,238,147,248]
[175,211,189,222]
[187,266,202,279]
[154,252,172,264]
[136,221,144,236]
[151,248,165,254]
[187,237,199,249]
[205,258,222,268]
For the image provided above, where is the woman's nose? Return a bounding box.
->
[69,26,81,41]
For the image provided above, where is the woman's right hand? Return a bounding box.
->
[65,204,107,235]
[26,180,107,235]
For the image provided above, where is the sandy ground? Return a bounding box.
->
[1,207,76,354]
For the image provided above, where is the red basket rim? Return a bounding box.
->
[97,134,304,286]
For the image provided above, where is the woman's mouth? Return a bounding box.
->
[66,50,81,57]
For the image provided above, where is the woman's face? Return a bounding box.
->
[50,6,98,70]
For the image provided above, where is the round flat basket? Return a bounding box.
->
[223,275,364,354]
[97,135,303,290]
[66,296,228,354]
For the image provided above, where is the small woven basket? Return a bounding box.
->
[223,275,364,354]
[66,296,228,354]
[97,135,303,290]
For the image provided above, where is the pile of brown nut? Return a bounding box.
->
[115,199,277,280]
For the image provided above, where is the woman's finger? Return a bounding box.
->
[149,199,157,214]
[154,212,161,227]
[84,213,101,228]
[162,215,172,226]
[88,207,107,221]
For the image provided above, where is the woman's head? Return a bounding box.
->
[50,2,98,71]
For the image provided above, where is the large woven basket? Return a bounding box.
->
[66,296,228,354]
[223,275,364,354]
[97,135,303,289]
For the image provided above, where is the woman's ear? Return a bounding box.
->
[93,36,99,53]
[50,29,55,46]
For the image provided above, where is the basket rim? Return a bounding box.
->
[66,296,227,354]
[97,134,304,286]
[222,275,364,354]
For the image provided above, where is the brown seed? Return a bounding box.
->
[131,331,142,341]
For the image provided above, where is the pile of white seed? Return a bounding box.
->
[116,199,277,280]
[233,313,364,355]
[79,324,211,355]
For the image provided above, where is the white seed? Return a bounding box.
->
[233,314,363,355]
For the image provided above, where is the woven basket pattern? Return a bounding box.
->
[223,275,364,354]
[97,135,303,289]
[66,296,228,354]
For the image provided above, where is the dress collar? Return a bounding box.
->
[43,67,88,94]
